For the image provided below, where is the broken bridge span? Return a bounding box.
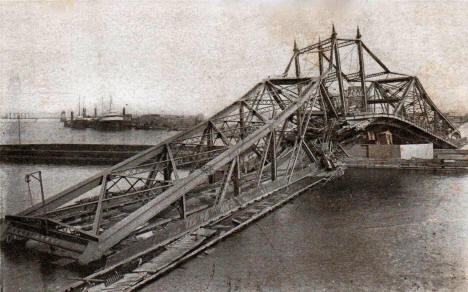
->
[1,27,463,291]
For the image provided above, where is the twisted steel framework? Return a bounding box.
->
[1,27,462,291]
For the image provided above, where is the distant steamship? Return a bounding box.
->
[62,96,205,131]
[64,96,132,130]
[95,107,132,130]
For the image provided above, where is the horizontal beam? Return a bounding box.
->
[268,77,312,85]
[374,76,412,84]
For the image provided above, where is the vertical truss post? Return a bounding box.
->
[296,108,303,140]
[320,91,328,122]
[207,124,215,184]
[166,144,185,219]
[162,146,174,194]
[145,165,158,188]
[320,83,338,118]
[294,40,301,78]
[232,156,241,197]
[145,153,163,188]
[38,171,45,210]
[163,149,172,183]
[178,194,186,220]
[238,103,247,174]
[332,28,346,115]
[328,26,336,71]
[318,38,324,75]
[269,129,277,181]
[92,174,108,235]
[256,134,271,188]
[214,159,237,204]
[287,141,302,184]
[239,104,245,140]
[166,144,179,180]
[414,82,429,126]
[299,97,319,164]
[276,119,289,150]
[356,27,367,112]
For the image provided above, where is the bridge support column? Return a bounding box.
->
[331,26,346,115]
[356,26,368,112]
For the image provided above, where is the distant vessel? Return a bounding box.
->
[95,111,132,130]
[60,111,66,122]
[69,116,89,129]
[65,96,91,129]
[94,96,132,130]
[63,96,133,130]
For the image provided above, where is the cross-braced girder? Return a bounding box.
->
[283,26,461,147]
[1,28,463,290]
[2,69,343,266]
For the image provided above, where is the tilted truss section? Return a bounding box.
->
[1,28,462,283]
[283,26,461,147]
[2,70,342,266]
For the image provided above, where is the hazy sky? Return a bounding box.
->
[1,0,468,116]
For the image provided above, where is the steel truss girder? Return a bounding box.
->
[3,28,462,276]
[3,71,338,266]
[284,28,460,142]
[77,76,325,264]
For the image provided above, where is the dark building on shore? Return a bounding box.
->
[134,114,204,131]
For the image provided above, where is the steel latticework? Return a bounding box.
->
[0,27,462,291]
[2,71,342,264]
[282,26,460,148]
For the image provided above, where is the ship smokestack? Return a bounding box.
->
[123,107,126,116]
[83,108,86,117]
[94,107,97,118]
[71,111,74,121]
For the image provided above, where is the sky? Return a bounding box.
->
[1,0,468,116]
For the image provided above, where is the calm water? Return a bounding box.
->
[141,169,468,292]
[0,119,177,145]
[1,121,468,291]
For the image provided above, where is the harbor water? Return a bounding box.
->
[0,118,177,145]
[1,119,468,291]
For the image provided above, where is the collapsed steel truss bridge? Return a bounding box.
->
[1,27,462,291]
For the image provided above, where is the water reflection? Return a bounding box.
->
[0,119,177,145]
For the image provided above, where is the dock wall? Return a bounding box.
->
[347,143,434,160]
[0,144,152,165]
[342,148,468,170]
